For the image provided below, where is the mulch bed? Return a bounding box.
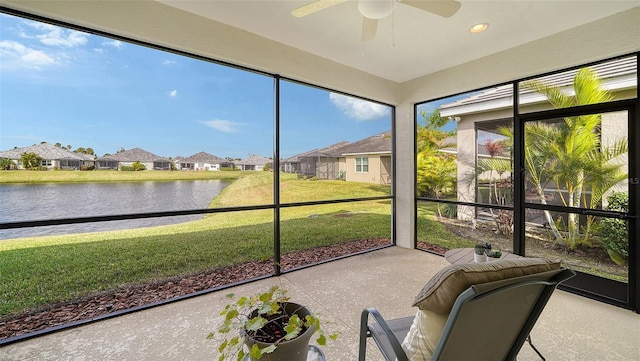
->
[0,238,392,342]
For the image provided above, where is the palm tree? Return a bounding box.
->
[521,68,628,249]
[416,109,457,218]
[475,138,513,235]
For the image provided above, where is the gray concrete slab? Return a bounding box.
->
[1,247,638,360]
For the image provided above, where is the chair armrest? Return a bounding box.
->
[359,308,409,361]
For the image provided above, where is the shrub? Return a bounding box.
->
[132,161,146,171]
[599,192,628,265]
[441,203,457,219]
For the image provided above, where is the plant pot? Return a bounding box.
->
[245,302,315,361]
[474,253,487,263]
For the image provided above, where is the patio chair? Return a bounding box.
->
[358,259,576,361]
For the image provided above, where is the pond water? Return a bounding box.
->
[0,180,230,240]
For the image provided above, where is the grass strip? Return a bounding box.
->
[0,172,392,317]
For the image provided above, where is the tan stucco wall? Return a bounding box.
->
[344,154,387,185]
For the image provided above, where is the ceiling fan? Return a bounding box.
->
[291,0,462,42]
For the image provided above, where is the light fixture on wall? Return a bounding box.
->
[358,0,396,19]
[470,23,490,33]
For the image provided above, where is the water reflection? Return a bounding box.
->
[0,180,230,240]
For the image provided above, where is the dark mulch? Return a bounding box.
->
[416,241,448,255]
[0,238,391,341]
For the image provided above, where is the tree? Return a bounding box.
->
[475,138,513,235]
[20,152,43,170]
[518,67,628,249]
[416,109,457,218]
[0,158,14,170]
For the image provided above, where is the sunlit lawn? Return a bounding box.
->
[0,172,392,317]
[416,203,475,250]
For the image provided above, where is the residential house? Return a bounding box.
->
[439,57,634,220]
[0,143,96,170]
[282,133,392,184]
[236,154,271,171]
[96,147,171,170]
[281,141,350,179]
[178,151,230,171]
[336,131,392,185]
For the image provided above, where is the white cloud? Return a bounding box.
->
[163,60,177,65]
[93,48,105,54]
[168,90,177,97]
[329,93,389,121]
[103,40,124,49]
[21,49,55,66]
[200,119,240,133]
[0,40,55,69]
[26,21,88,48]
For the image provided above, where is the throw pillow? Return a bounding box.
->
[412,258,561,314]
[401,309,447,361]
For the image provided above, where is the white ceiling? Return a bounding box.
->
[156,1,639,83]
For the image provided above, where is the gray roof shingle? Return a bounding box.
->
[334,131,391,155]
[179,151,226,164]
[0,143,95,161]
[97,147,169,162]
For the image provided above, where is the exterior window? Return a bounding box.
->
[41,160,52,167]
[356,157,369,172]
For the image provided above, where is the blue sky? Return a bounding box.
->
[0,13,391,159]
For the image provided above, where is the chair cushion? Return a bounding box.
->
[401,309,447,361]
[412,258,561,314]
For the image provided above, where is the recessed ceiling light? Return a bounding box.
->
[470,23,490,33]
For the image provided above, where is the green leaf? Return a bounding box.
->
[236,350,246,361]
[316,334,326,346]
[250,344,263,359]
[218,339,228,353]
[261,344,277,354]
[228,336,239,347]
[245,316,267,332]
[225,309,239,322]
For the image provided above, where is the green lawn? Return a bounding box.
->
[0,172,393,317]
[416,203,474,249]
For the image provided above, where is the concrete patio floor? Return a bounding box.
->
[1,246,639,360]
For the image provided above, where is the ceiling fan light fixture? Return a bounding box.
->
[358,0,396,20]
[470,23,490,33]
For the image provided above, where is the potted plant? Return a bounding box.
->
[487,248,502,260]
[474,243,487,263]
[209,285,338,361]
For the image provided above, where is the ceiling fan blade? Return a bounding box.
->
[399,0,461,18]
[362,17,378,42]
[291,0,349,18]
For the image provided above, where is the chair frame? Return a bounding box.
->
[359,268,575,361]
